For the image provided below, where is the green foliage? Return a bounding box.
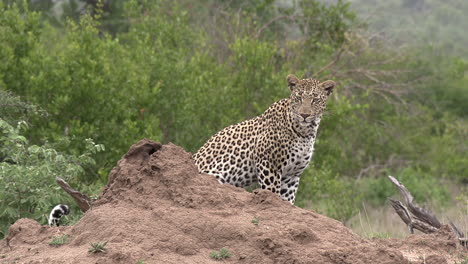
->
[0,90,44,125]
[88,241,108,253]
[298,0,356,50]
[0,0,465,228]
[0,92,103,238]
[0,116,103,238]
[1,0,162,183]
[49,234,69,246]
[358,170,451,208]
[296,164,362,222]
[350,0,468,119]
[210,248,231,260]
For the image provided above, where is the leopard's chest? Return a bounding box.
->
[281,137,315,178]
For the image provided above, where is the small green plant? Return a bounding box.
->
[210,248,231,260]
[136,260,144,264]
[88,241,108,253]
[370,232,390,239]
[251,218,260,226]
[49,234,68,246]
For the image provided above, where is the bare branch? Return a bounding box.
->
[255,15,298,38]
[356,155,408,180]
[389,199,413,233]
[389,198,439,234]
[311,46,345,78]
[448,218,465,239]
[389,175,441,228]
[407,203,442,229]
[448,218,467,248]
[388,175,444,235]
[56,177,92,213]
[388,175,414,204]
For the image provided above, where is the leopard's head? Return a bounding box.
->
[287,74,335,127]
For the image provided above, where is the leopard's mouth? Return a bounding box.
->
[302,120,317,126]
[297,118,315,124]
[293,115,318,126]
[297,114,312,121]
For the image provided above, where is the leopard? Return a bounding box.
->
[193,74,335,204]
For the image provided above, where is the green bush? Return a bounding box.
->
[296,164,362,222]
[358,168,451,208]
[0,117,103,238]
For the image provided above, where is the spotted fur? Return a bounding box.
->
[193,74,335,204]
[48,204,70,227]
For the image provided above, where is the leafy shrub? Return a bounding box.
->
[0,94,103,238]
[296,164,362,222]
[358,169,451,208]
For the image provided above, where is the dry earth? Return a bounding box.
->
[1,139,466,264]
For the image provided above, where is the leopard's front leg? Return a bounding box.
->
[255,134,291,201]
[255,159,282,196]
[280,176,300,204]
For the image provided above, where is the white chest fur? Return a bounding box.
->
[282,137,315,178]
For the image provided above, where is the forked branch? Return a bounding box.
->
[388,175,466,247]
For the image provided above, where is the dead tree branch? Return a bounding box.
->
[389,198,438,234]
[388,175,415,205]
[388,175,466,247]
[388,175,441,228]
[449,218,467,248]
[56,177,93,213]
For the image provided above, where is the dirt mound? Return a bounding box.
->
[1,139,465,263]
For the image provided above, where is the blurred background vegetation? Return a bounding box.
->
[0,0,466,238]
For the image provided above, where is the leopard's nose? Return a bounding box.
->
[300,113,310,119]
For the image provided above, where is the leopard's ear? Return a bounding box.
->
[320,80,336,96]
[287,74,299,91]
